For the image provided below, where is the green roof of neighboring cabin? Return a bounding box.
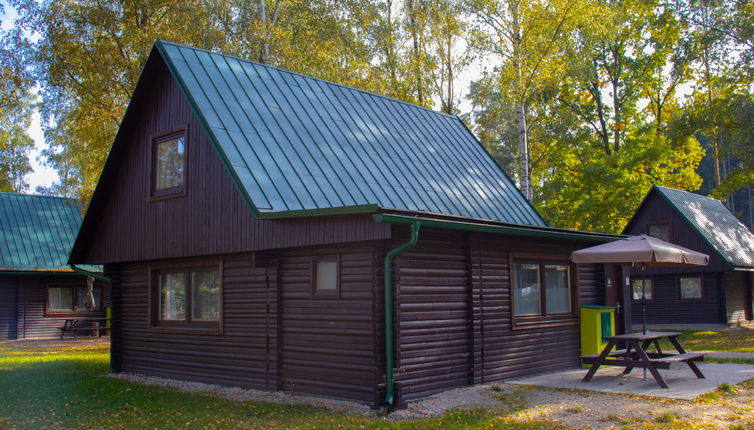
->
[632,186,754,269]
[154,40,545,226]
[0,192,99,272]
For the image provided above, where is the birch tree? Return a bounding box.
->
[468,0,585,201]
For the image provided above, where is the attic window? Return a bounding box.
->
[647,223,670,242]
[151,129,186,199]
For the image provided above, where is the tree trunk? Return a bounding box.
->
[406,0,424,104]
[516,102,532,201]
[510,0,532,201]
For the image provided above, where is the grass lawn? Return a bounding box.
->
[656,327,754,361]
[0,342,561,430]
[2,340,754,429]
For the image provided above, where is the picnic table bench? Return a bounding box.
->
[581,331,705,389]
[59,318,111,340]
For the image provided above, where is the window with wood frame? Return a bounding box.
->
[511,258,575,323]
[46,285,103,315]
[151,265,221,330]
[679,276,703,300]
[312,255,339,297]
[631,278,653,301]
[151,129,186,199]
[647,223,670,242]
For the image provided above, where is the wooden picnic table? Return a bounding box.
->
[59,317,111,340]
[581,331,705,388]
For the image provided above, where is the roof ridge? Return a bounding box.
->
[0,191,73,201]
[653,185,722,204]
[156,39,461,121]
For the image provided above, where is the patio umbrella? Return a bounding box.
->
[572,235,709,334]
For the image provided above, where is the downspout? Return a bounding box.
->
[69,263,111,283]
[383,221,421,408]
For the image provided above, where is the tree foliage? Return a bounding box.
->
[3,0,751,231]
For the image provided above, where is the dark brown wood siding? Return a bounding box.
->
[469,235,601,384]
[624,192,728,273]
[394,230,472,401]
[391,227,604,402]
[13,274,107,339]
[73,56,389,265]
[108,256,278,389]
[0,277,18,339]
[277,244,379,403]
[109,243,380,403]
[630,273,725,325]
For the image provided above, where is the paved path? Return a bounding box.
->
[703,351,754,359]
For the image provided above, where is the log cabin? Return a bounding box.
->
[0,192,107,339]
[69,40,623,407]
[623,186,754,328]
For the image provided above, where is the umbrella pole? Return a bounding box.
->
[641,264,647,381]
[642,265,647,335]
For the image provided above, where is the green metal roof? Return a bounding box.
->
[0,192,100,272]
[654,186,754,269]
[155,40,546,226]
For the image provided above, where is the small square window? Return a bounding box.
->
[312,256,339,297]
[647,223,670,242]
[632,279,653,301]
[680,277,702,300]
[151,131,186,198]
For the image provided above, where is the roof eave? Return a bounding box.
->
[653,187,737,270]
[373,213,621,243]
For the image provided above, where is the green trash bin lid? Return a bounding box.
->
[581,304,616,310]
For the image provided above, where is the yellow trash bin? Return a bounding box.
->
[580,305,616,367]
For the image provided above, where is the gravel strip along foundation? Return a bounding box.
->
[110,373,754,428]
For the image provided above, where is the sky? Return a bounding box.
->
[1,1,57,192]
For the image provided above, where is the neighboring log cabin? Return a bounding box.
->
[0,192,107,339]
[623,186,754,328]
[69,40,622,407]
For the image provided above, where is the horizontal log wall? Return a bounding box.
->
[110,243,380,403]
[629,273,724,325]
[470,235,601,383]
[0,277,18,339]
[277,244,379,403]
[14,275,107,339]
[393,227,604,401]
[394,230,471,401]
[109,256,278,390]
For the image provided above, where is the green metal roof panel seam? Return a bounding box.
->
[156,40,546,225]
[654,186,754,268]
[0,193,102,272]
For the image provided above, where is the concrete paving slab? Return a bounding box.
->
[507,363,754,400]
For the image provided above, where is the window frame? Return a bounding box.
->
[311,254,340,298]
[678,275,704,302]
[45,284,104,317]
[149,125,188,202]
[631,278,654,302]
[148,260,223,334]
[646,222,671,242]
[509,254,578,329]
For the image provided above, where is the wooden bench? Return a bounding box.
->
[582,332,706,388]
[59,318,111,340]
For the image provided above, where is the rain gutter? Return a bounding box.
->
[373,213,620,243]
[69,264,111,283]
[381,221,421,408]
